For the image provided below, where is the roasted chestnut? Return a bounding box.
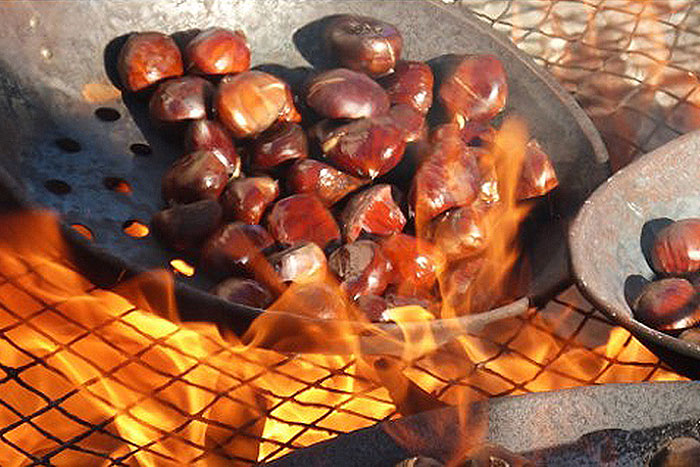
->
[320,116,406,179]
[306,68,390,119]
[220,176,279,225]
[379,60,433,114]
[271,282,347,320]
[651,218,700,276]
[268,242,328,284]
[215,71,289,138]
[325,14,403,77]
[251,122,308,170]
[149,76,213,123]
[388,104,426,143]
[151,199,222,251]
[212,278,274,309]
[162,150,230,204]
[118,32,183,92]
[381,234,446,296]
[429,203,489,260]
[516,138,559,200]
[439,54,507,124]
[459,120,496,147]
[286,159,368,207]
[185,27,250,75]
[329,240,393,300]
[184,119,241,177]
[267,194,341,248]
[200,222,274,278]
[340,184,406,242]
[633,278,700,331]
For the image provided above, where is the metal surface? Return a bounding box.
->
[0,0,607,326]
[266,381,700,466]
[570,129,700,369]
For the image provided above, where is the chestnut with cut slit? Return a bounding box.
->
[287,159,368,207]
[200,222,274,278]
[161,150,229,204]
[220,176,279,225]
[184,119,241,177]
[381,233,446,296]
[429,203,490,260]
[329,240,393,300]
[267,194,340,248]
[251,122,308,170]
[268,242,328,284]
[185,27,250,75]
[380,60,433,114]
[517,138,559,200]
[340,184,406,242]
[325,14,402,77]
[633,278,700,331]
[651,218,700,277]
[118,31,183,92]
[149,76,213,123]
[306,68,390,119]
[151,199,222,251]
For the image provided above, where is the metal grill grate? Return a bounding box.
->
[1,0,699,465]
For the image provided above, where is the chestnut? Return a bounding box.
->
[279,85,302,123]
[379,60,433,114]
[251,122,308,170]
[149,76,213,123]
[220,176,279,225]
[268,242,328,284]
[439,258,487,314]
[162,150,229,204]
[388,104,426,143]
[215,71,289,138]
[410,130,480,233]
[439,54,507,124]
[267,194,340,248]
[459,121,496,147]
[356,294,390,322]
[286,159,368,207]
[651,218,700,276]
[325,15,403,77]
[328,240,393,300]
[516,138,559,200]
[679,328,700,345]
[272,282,347,320]
[151,199,222,251]
[306,68,390,119]
[340,184,406,242]
[200,222,274,278]
[429,203,489,260]
[633,278,700,331]
[117,32,183,92]
[184,119,241,177]
[320,116,406,179]
[185,27,250,75]
[211,278,274,309]
[381,234,446,296]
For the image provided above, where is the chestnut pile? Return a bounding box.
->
[116,15,559,320]
[633,219,700,341]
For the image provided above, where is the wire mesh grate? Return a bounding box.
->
[1,0,699,465]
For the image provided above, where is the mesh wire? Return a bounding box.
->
[1,1,699,465]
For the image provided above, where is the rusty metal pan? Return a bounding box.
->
[570,129,700,373]
[0,0,608,332]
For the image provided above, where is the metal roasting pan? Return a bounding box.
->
[0,0,608,335]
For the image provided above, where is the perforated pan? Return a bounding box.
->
[0,0,608,332]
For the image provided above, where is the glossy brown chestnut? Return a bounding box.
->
[184,119,241,177]
[272,282,347,320]
[321,116,406,179]
[279,85,302,123]
[517,138,559,200]
[215,71,289,138]
[251,122,308,170]
[325,15,403,77]
[268,242,328,284]
[340,184,406,242]
[679,328,700,345]
[267,194,340,248]
[306,68,390,119]
[633,278,700,331]
[429,203,489,260]
[185,27,250,75]
[651,218,700,276]
[162,150,229,204]
[286,159,368,207]
[117,32,183,92]
[200,222,274,278]
[439,54,507,124]
[211,278,274,309]
[355,294,390,322]
[151,199,222,251]
[329,240,393,300]
[380,60,433,114]
[440,257,486,313]
[410,130,480,232]
[220,176,279,225]
[388,104,426,143]
[149,76,213,123]
[381,234,446,296]
[460,120,496,147]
